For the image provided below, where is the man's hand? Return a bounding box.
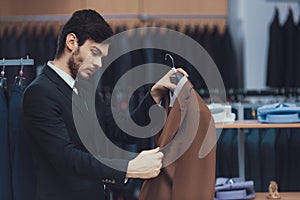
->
[151,68,188,104]
[126,147,163,179]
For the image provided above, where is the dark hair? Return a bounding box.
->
[55,9,113,58]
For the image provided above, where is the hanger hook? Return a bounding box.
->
[164,53,175,68]
[1,58,5,77]
[19,58,24,77]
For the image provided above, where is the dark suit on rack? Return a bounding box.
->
[267,8,284,88]
[22,65,128,200]
[220,26,239,89]
[275,129,289,191]
[0,86,13,200]
[260,129,276,191]
[282,9,296,88]
[6,27,19,89]
[245,129,261,191]
[9,84,36,200]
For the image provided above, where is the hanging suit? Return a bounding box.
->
[260,129,277,192]
[18,26,35,87]
[45,26,57,62]
[267,8,284,88]
[245,129,262,191]
[9,84,36,200]
[288,128,300,191]
[181,25,203,91]
[6,27,19,89]
[0,86,13,200]
[36,26,47,66]
[294,19,300,87]
[139,79,216,200]
[0,27,9,58]
[28,26,39,62]
[18,26,29,58]
[9,84,23,169]
[218,129,238,178]
[220,26,239,89]
[275,129,290,191]
[282,9,296,88]
[196,25,212,91]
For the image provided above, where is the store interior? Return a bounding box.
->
[1,0,300,199]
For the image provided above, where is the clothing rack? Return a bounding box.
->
[139,14,227,20]
[0,13,227,22]
[0,57,34,66]
[0,57,35,90]
[266,0,300,2]
[266,0,300,8]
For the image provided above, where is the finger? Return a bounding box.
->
[156,152,164,159]
[176,68,189,77]
[157,162,162,170]
[143,171,160,179]
[168,84,176,91]
[154,169,161,177]
[154,158,163,168]
[147,170,160,178]
[176,68,187,76]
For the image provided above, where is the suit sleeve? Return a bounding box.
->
[22,84,127,186]
[97,89,159,145]
[130,91,158,126]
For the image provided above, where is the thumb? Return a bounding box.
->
[142,147,160,154]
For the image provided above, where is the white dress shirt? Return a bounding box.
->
[169,76,188,107]
[47,61,78,94]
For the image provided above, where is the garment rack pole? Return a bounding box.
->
[266,0,300,2]
[266,0,300,21]
[0,13,227,22]
[0,58,34,66]
[139,14,227,20]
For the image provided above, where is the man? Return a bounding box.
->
[22,9,187,200]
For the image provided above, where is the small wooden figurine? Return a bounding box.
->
[267,181,281,199]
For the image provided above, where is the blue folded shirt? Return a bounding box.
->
[257,103,300,123]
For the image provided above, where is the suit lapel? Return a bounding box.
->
[42,65,73,103]
[157,81,193,147]
[43,65,87,116]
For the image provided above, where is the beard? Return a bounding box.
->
[67,48,84,79]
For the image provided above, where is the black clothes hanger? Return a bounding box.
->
[14,58,26,90]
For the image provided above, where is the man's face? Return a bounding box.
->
[68,39,109,79]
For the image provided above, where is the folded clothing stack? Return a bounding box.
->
[207,103,236,123]
[215,177,255,200]
[257,103,300,123]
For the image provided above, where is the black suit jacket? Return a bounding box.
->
[22,65,128,200]
[282,8,296,88]
[267,8,284,88]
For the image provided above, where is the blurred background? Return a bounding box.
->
[1,0,300,199]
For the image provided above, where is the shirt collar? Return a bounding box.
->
[47,61,75,89]
[169,76,188,107]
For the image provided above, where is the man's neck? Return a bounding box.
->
[53,56,72,77]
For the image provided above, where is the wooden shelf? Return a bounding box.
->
[255,192,300,200]
[215,120,300,129]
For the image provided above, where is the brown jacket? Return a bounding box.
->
[139,80,216,200]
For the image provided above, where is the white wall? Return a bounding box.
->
[228,0,300,90]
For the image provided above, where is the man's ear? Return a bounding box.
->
[66,33,78,52]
